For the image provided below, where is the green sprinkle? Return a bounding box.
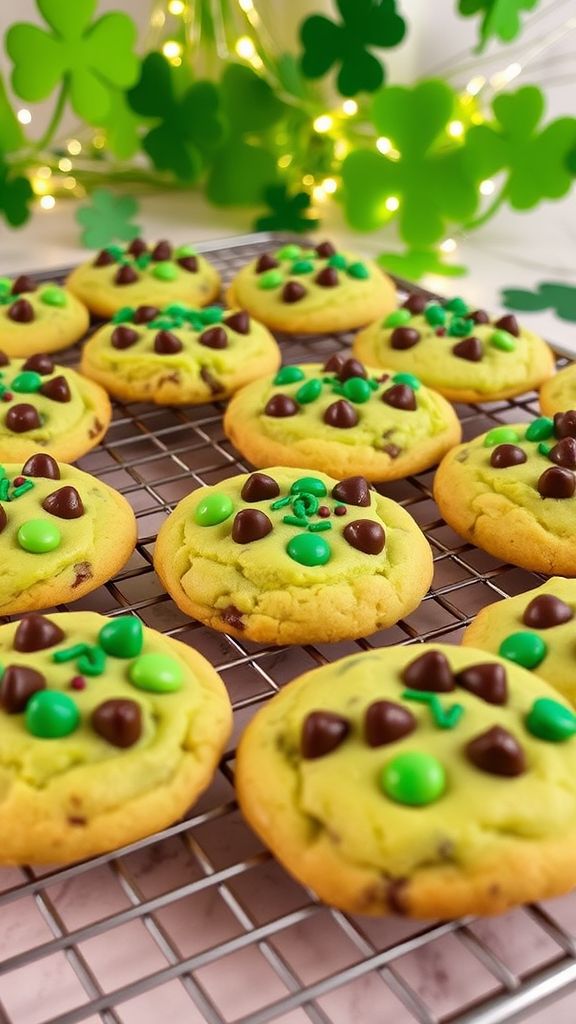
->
[308,521,332,532]
[490,329,516,352]
[175,244,197,257]
[525,417,554,442]
[11,371,43,394]
[12,481,34,498]
[499,631,547,669]
[444,297,469,315]
[0,277,11,293]
[526,697,576,742]
[296,379,322,404]
[286,532,331,566]
[483,426,521,447]
[77,645,106,676]
[165,303,190,317]
[198,306,224,325]
[276,244,302,260]
[327,253,347,269]
[402,689,464,730]
[148,318,175,329]
[291,476,327,498]
[40,285,67,307]
[447,317,473,337]
[392,372,421,390]
[384,309,411,328]
[270,495,292,510]
[342,376,371,403]
[274,366,306,385]
[347,261,369,280]
[381,752,446,806]
[152,261,179,281]
[538,442,553,457]
[424,304,446,327]
[258,269,283,290]
[54,644,90,663]
[283,514,309,527]
[293,493,319,516]
[0,478,9,501]
[291,259,314,275]
[112,306,135,324]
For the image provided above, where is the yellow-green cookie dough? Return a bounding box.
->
[0,610,231,864]
[237,643,576,918]
[354,296,555,403]
[66,238,220,318]
[0,457,137,615]
[154,466,433,645]
[81,303,280,405]
[463,577,576,706]
[226,240,396,334]
[0,352,111,462]
[540,363,576,417]
[433,414,576,575]
[0,275,89,357]
[224,355,461,482]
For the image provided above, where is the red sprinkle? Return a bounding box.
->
[2,392,13,402]
[318,506,330,518]
[70,676,86,691]
[334,506,347,516]
[435,328,446,336]
[13,476,25,486]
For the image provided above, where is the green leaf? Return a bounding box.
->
[0,72,25,153]
[206,139,277,206]
[253,184,319,232]
[501,282,576,321]
[99,89,141,160]
[220,64,284,134]
[75,188,141,248]
[459,0,540,51]
[0,160,33,228]
[378,249,467,280]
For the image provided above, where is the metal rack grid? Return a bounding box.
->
[1,232,575,1024]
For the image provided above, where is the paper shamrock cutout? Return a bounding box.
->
[128,53,225,181]
[566,144,576,177]
[99,90,141,161]
[501,283,576,322]
[0,73,24,155]
[6,0,139,123]
[0,161,33,227]
[75,189,141,249]
[253,185,319,233]
[300,0,406,97]
[341,80,479,245]
[459,0,539,51]
[466,87,576,209]
[378,249,467,280]
[220,64,284,133]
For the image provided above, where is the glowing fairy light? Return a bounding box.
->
[17,108,32,125]
[447,120,464,138]
[480,179,496,196]
[63,176,77,190]
[277,154,292,169]
[40,195,56,210]
[466,76,485,96]
[67,139,82,155]
[302,174,314,187]
[235,35,256,58]
[238,0,254,10]
[322,177,338,194]
[36,166,52,179]
[162,40,182,59]
[168,0,185,13]
[490,62,522,89]
[342,100,358,116]
[385,196,400,212]
[58,157,72,172]
[440,238,457,253]
[313,114,333,133]
[312,184,327,202]
[376,136,392,154]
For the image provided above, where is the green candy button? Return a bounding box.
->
[276,244,302,260]
[291,476,327,498]
[424,304,446,327]
[525,417,554,442]
[175,244,197,258]
[287,532,331,566]
[152,261,179,281]
[11,371,43,393]
[327,253,347,269]
[484,427,521,448]
[291,259,314,275]
[347,261,369,279]
[392,372,421,390]
[130,653,183,693]
[194,493,234,527]
[40,285,67,307]
[274,366,306,385]
[342,376,371,403]
[490,329,516,352]
[499,631,547,670]
[26,691,80,739]
[99,616,144,658]
[18,519,61,553]
[384,309,411,328]
[296,379,322,404]
[526,698,576,742]
[381,751,446,806]
[259,269,284,289]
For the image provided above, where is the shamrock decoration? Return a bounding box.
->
[0,73,24,155]
[341,80,479,246]
[128,53,225,182]
[300,0,406,97]
[6,0,139,122]
[75,189,141,249]
[466,87,576,209]
[459,0,539,51]
[501,283,576,323]
[378,249,467,280]
[0,160,33,227]
[253,185,319,233]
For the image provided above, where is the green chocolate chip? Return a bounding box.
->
[483,427,521,448]
[175,244,197,257]
[10,371,43,393]
[525,417,554,442]
[18,519,61,553]
[26,691,80,739]
[291,259,314,275]
[152,261,179,281]
[274,366,306,385]
[347,261,369,280]
[392,372,421,390]
[198,306,224,325]
[342,376,371,403]
[490,329,516,352]
[286,532,331,566]
[291,476,327,498]
[381,752,446,806]
[194,493,234,527]
[99,616,144,659]
[40,285,67,307]
[327,253,347,269]
[424,304,446,327]
[111,306,136,324]
[384,309,411,328]
[296,379,322,404]
[447,317,473,337]
[130,653,183,693]
[526,697,576,742]
[258,269,284,290]
[444,296,469,315]
[276,244,302,260]
[499,631,547,670]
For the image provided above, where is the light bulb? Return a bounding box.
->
[322,177,337,194]
[162,40,182,59]
[67,139,82,155]
[58,157,72,172]
[313,115,333,134]
[342,100,358,116]
[40,195,56,210]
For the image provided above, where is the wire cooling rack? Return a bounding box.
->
[1,232,576,1024]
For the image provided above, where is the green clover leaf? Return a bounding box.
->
[300,0,406,97]
[6,0,139,123]
[378,249,467,280]
[466,87,576,210]
[459,0,539,51]
[0,160,33,228]
[99,89,141,161]
[128,52,225,181]
[253,185,319,233]
[0,73,25,155]
[341,80,479,246]
[75,188,141,249]
[501,283,576,322]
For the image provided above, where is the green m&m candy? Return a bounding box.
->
[291,476,327,498]
[392,372,421,390]
[274,366,306,385]
[276,244,302,260]
[40,286,67,307]
[152,261,179,281]
[194,493,234,526]
[258,269,284,290]
[490,329,516,352]
[483,426,521,448]
[525,417,554,442]
[18,519,61,553]
[444,296,469,315]
[526,697,576,742]
[296,379,322,404]
[342,376,371,403]
[381,751,446,806]
[99,616,144,658]
[26,691,80,739]
[499,631,547,670]
[130,653,183,693]
[347,261,369,279]
[291,260,314,275]
[384,309,411,328]
[175,244,197,258]
[287,533,331,566]
[327,253,347,270]
[11,371,43,393]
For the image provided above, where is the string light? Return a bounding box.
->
[376,136,392,154]
[480,178,496,196]
[277,154,292,169]
[39,195,55,210]
[490,62,522,89]
[465,76,485,96]
[385,196,400,212]
[32,177,49,195]
[151,9,165,27]
[63,176,77,190]
[313,114,333,133]
[302,173,314,187]
[439,238,457,253]
[235,35,255,58]
[58,157,72,172]
[447,120,464,138]
[342,100,358,116]
[312,184,327,202]
[36,166,52,179]
[17,108,31,125]
[322,177,338,194]
[67,139,82,155]
[238,0,254,10]
[93,134,106,149]
[168,0,185,13]
[162,40,182,59]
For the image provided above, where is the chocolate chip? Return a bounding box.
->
[332,476,371,506]
[315,240,336,257]
[154,330,183,354]
[178,256,198,272]
[315,267,339,287]
[383,443,401,458]
[114,265,139,285]
[21,453,60,479]
[199,326,228,349]
[133,305,160,324]
[22,353,54,375]
[0,665,46,713]
[0,506,6,534]
[455,663,507,705]
[323,399,359,428]
[469,309,489,324]
[42,486,84,520]
[401,651,454,692]
[111,325,139,349]
[301,710,350,759]
[264,394,299,417]
[12,274,37,294]
[221,605,245,631]
[72,561,93,587]
[523,594,574,629]
[94,249,115,267]
[13,613,65,652]
[538,466,576,499]
[452,336,483,362]
[402,294,427,314]
[338,358,367,382]
[151,240,172,261]
[224,311,250,334]
[282,281,307,303]
[343,519,385,554]
[0,351,9,367]
[550,437,576,468]
[466,725,526,776]
[494,314,519,337]
[390,327,420,350]
[490,444,527,468]
[92,699,142,748]
[382,384,416,411]
[323,353,347,373]
[241,473,280,502]
[387,879,408,915]
[127,237,147,257]
[553,411,576,439]
[256,253,279,273]
[39,376,71,403]
[199,366,222,394]
[8,298,34,323]
[364,700,416,746]
[232,509,273,544]
[6,403,41,432]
